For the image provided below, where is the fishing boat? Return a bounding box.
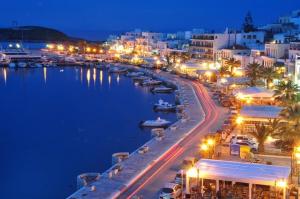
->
[151,86,173,93]
[154,99,176,112]
[142,79,162,86]
[140,117,171,128]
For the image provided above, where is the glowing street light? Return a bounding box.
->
[207,139,215,146]
[236,116,244,125]
[57,44,64,51]
[201,143,209,151]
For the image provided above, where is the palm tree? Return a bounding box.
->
[219,65,230,77]
[274,80,299,105]
[248,123,271,153]
[245,62,263,86]
[262,66,280,89]
[225,58,240,75]
[281,104,300,126]
[267,118,282,135]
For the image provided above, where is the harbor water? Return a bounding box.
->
[0,67,177,199]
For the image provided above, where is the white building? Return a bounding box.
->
[190,31,265,61]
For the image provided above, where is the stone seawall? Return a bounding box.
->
[67,66,205,199]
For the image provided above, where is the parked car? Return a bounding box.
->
[231,135,258,151]
[174,170,186,185]
[159,183,182,199]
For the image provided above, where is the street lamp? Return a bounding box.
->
[276,179,287,199]
[186,167,198,195]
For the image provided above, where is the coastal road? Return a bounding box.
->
[117,81,228,199]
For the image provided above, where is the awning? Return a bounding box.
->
[195,159,290,186]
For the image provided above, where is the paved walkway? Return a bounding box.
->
[122,82,228,199]
[67,71,207,199]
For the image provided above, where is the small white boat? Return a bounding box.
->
[140,117,171,128]
[109,67,128,74]
[8,62,16,68]
[154,99,176,112]
[126,71,144,77]
[151,86,173,93]
[142,79,162,86]
[18,62,27,68]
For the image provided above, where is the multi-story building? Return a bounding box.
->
[287,41,300,84]
[190,31,265,61]
[190,33,235,60]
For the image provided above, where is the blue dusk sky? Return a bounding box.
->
[1,0,300,40]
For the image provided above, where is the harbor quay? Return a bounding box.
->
[67,68,205,199]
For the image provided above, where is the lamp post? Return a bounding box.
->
[276,179,287,199]
[186,167,198,195]
[235,116,244,136]
[207,138,215,159]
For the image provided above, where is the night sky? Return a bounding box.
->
[1,0,300,40]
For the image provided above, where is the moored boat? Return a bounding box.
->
[108,66,128,74]
[126,71,144,77]
[140,117,171,128]
[151,86,173,93]
[142,79,162,86]
[154,99,176,112]
[132,75,150,82]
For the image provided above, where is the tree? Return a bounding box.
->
[249,123,271,153]
[281,104,300,126]
[262,66,280,89]
[219,65,230,77]
[245,62,263,86]
[242,11,255,33]
[274,80,299,105]
[225,58,241,75]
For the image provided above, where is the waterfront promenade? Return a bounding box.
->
[122,82,228,198]
[68,70,223,199]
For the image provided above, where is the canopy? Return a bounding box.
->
[233,87,275,99]
[195,159,290,186]
[240,105,283,119]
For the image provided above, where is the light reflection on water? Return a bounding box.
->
[43,67,47,83]
[3,68,7,85]
[100,70,103,85]
[0,66,177,199]
[86,69,91,87]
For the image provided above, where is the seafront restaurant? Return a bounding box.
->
[238,105,284,133]
[216,77,250,94]
[233,87,276,105]
[177,61,219,78]
[186,159,291,199]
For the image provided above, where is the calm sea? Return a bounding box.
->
[0,67,177,199]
